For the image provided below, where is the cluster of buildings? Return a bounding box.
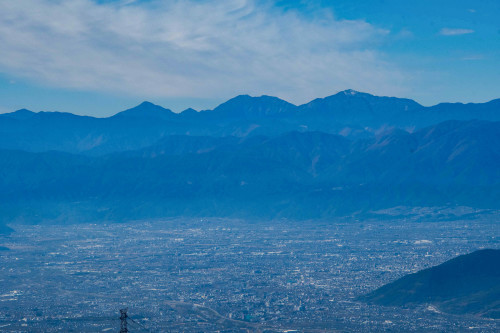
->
[0,217,497,331]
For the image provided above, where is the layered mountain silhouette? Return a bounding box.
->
[1,90,498,155]
[362,249,500,319]
[0,90,498,229]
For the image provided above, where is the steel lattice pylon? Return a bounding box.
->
[119,308,128,333]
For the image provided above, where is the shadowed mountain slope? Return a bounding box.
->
[0,120,498,226]
[362,249,500,319]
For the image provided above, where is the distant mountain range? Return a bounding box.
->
[1,90,499,155]
[0,90,499,229]
[362,249,500,319]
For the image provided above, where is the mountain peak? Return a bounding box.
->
[212,94,296,118]
[138,101,156,107]
[14,108,34,113]
[180,108,198,116]
[333,89,377,99]
[0,108,36,120]
[112,101,175,120]
[341,89,362,96]
[232,94,252,100]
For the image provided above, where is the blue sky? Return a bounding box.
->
[0,0,498,116]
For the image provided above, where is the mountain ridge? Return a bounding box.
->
[0,91,498,231]
[1,90,499,155]
[0,120,498,226]
[2,90,498,119]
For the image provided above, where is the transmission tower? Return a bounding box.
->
[120,308,128,333]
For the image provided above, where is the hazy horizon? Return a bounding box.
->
[2,88,500,117]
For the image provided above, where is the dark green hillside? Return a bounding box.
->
[363,249,500,319]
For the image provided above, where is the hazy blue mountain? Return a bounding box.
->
[362,249,500,319]
[112,101,177,120]
[0,91,498,231]
[208,94,296,118]
[118,135,242,158]
[1,91,498,155]
[180,108,199,117]
[0,108,36,120]
[298,89,422,127]
[0,120,498,225]
[0,103,186,155]
[335,120,500,187]
[427,99,500,123]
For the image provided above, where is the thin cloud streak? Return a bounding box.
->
[0,0,407,104]
[439,28,475,36]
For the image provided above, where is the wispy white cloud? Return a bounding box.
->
[439,28,475,36]
[395,28,414,39]
[0,0,407,104]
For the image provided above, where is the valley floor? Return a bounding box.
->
[0,217,498,332]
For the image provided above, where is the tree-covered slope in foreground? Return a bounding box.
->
[363,249,500,319]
